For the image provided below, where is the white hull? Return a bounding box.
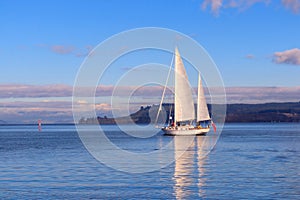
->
[162,126,209,136]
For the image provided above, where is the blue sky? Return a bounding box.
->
[1,0,300,123]
[1,0,300,86]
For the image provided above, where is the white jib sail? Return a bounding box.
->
[174,48,195,123]
[197,73,210,121]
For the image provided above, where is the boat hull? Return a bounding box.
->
[162,127,209,136]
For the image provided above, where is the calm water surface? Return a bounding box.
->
[0,123,299,199]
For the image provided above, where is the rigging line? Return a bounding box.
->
[167,104,173,126]
[154,53,175,125]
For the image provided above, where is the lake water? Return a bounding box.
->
[0,123,299,199]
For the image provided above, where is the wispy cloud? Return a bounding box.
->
[245,54,255,59]
[227,0,270,10]
[225,86,300,103]
[95,103,112,111]
[0,84,73,98]
[1,84,300,123]
[1,84,300,102]
[120,66,134,71]
[51,45,75,55]
[273,48,300,65]
[75,45,94,57]
[201,0,299,15]
[99,85,166,97]
[0,100,114,124]
[0,84,164,98]
[37,44,94,57]
[202,0,223,16]
[0,100,73,123]
[281,0,300,13]
[201,0,269,15]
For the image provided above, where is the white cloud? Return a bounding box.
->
[273,48,300,65]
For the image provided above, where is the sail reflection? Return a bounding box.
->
[173,136,207,199]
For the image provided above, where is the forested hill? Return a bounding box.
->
[79,102,300,124]
[225,102,300,122]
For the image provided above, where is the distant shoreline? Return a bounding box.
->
[79,102,300,125]
[0,122,299,126]
[1,102,299,125]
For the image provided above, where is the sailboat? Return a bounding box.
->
[160,48,211,136]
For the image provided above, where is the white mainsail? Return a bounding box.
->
[197,73,210,121]
[174,48,195,123]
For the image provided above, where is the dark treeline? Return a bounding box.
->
[78,102,300,124]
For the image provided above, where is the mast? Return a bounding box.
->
[197,73,210,122]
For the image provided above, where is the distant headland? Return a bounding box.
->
[79,102,300,124]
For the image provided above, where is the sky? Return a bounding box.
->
[1,0,300,123]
